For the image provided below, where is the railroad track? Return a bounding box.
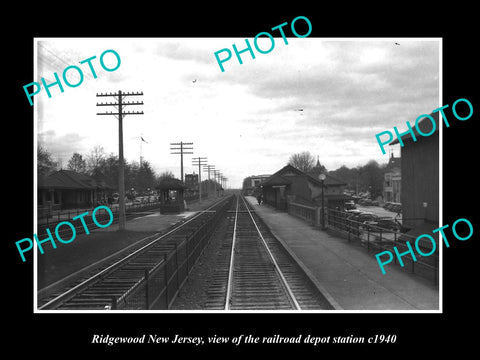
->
[206,195,334,310]
[38,196,234,310]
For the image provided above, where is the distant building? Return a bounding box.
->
[184,173,199,189]
[390,112,439,232]
[307,156,327,179]
[242,174,271,196]
[261,165,347,210]
[383,154,401,203]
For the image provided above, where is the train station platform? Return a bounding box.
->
[245,196,440,311]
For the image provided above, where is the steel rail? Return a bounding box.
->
[224,195,239,310]
[38,195,232,310]
[240,196,301,310]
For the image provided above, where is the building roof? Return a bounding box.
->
[262,165,347,187]
[308,171,346,187]
[386,154,401,170]
[38,169,111,190]
[250,174,271,179]
[262,174,293,186]
[156,178,187,190]
[390,112,439,145]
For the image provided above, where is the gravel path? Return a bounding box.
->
[170,212,231,310]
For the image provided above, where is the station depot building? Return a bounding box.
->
[260,165,347,211]
[37,169,112,214]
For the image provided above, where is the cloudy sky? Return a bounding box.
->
[35,37,440,188]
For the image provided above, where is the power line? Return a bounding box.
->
[170,141,193,183]
[192,157,208,202]
[96,90,144,230]
[203,164,215,197]
[37,43,96,83]
[213,169,221,197]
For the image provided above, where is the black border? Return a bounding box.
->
[6,5,478,356]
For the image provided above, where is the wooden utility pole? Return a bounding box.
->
[192,157,207,202]
[170,141,193,182]
[213,169,221,197]
[203,164,215,197]
[96,91,144,230]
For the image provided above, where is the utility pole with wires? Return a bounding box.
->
[170,141,193,183]
[192,157,208,202]
[203,164,215,197]
[96,90,144,231]
[221,175,228,191]
[213,169,221,197]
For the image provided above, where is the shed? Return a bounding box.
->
[156,178,187,214]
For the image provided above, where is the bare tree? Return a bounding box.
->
[86,145,106,174]
[67,152,87,173]
[38,145,58,176]
[288,151,316,173]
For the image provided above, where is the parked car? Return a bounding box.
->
[364,217,401,232]
[383,202,402,213]
[377,217,401,231]
[359,198,374,206]
[390,203,402,213]
[344,201,356,210]
[348,211,377,223]
[359,214,378,224]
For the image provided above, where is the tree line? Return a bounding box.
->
[38,145,193,194]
